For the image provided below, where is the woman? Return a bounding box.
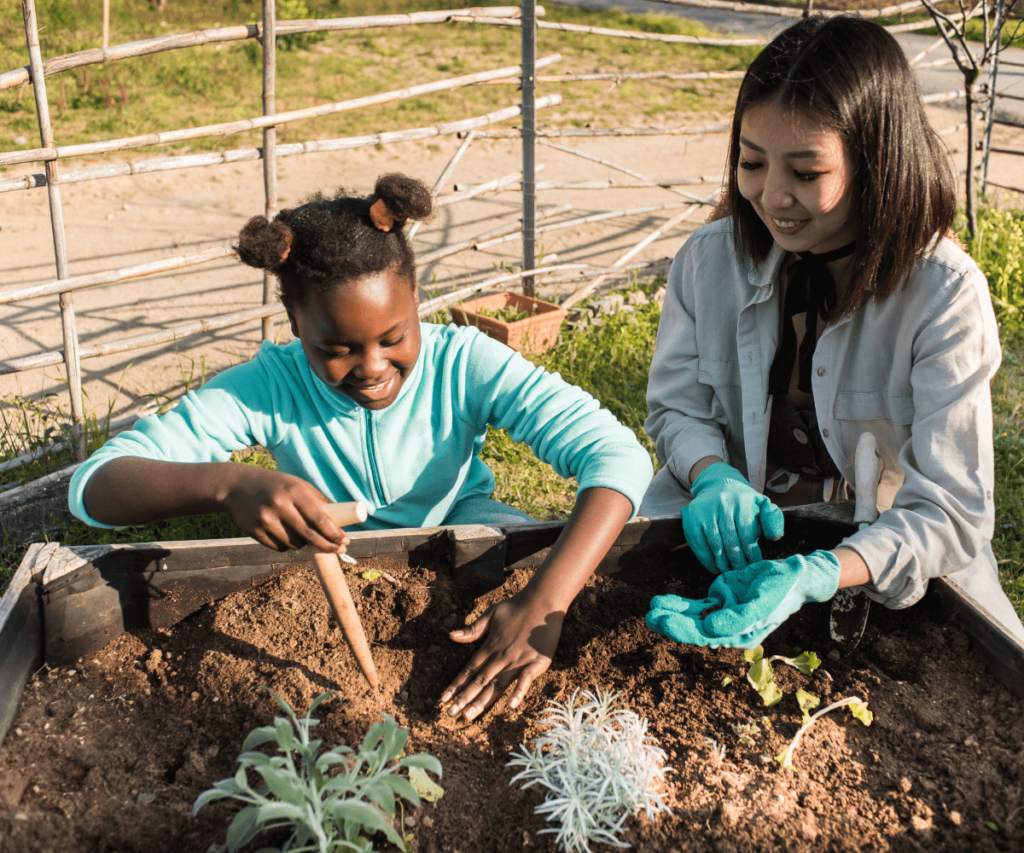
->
[641,15,1024,646]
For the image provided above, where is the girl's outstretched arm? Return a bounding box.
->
[441,486,633,721]
[83,457,349,554]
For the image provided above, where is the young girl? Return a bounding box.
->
[68,173,654,719]
[642,16,1024,646]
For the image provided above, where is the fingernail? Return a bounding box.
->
[440,691,452,703]
[450,629,463,637]
[448,704,461,717]
[510,697,520,709]
[465,707,478,721]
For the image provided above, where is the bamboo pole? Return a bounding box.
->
[22,0,86,460]
[0,97,562,192]
[1,55,563,167]
[482,70,746,84]
[0,301,286,376]
[538,138,718,205]
[261,0,277,342]
[937,120,969,136]
[987,146,1024,156]
[0,246,235,306]
[461,123,729,139]
[982,0,1008,187]
[407,131,477,240]
[415,203,573,266]
[313,501,378,692]
[561,206,698,309]
[0,8,529,91]
[472,200,693,250]
[638,0,925,18]
[522,0,538,297]
[922,88,969,103]
[435,165,542,207]
[449,14,769,45]
[453,176,720,191]
[101,0,109,49]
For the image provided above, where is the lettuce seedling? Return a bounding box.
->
[742,646,821,707]
[507,689,671,853]
[193,689,442,853]
[775,696,873,769]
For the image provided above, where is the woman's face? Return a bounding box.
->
[737,100,859,256]
[287,266,421,410]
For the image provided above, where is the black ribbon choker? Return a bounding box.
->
[768,240,857,397]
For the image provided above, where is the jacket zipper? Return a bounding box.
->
[364,409,385,506]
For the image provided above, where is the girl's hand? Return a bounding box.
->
[222,466,349,554]
[441,590,564,721]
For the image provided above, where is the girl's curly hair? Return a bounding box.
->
[235,173,433,307]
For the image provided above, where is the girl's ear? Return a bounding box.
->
[412,285,420,308]
[286,308,300,340]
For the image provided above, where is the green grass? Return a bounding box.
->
[0,0,757,158]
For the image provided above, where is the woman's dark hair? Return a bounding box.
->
[235,173,432,308]
[714,16,956,320]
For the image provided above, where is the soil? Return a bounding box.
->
[1,523,1023,853]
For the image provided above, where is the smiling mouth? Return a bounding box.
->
[347,375,396,399]
[770,216,808,232]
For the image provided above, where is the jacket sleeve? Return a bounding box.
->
[455,328,654,517]
[67,358,275,528]
[842,266,1001,608]
[644,240,731,490]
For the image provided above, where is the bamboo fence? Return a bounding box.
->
[0,0,1009,470]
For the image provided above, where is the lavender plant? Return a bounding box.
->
[193,689,441,853]
[507,689,671,853]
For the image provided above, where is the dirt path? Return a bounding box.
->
[3,103,1024,424]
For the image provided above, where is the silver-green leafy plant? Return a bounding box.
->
[507,689,671,853]
[193,689,442,853]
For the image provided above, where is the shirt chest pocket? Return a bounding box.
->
[697,358,742,388]
[833,391,914,425]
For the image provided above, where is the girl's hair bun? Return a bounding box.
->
[236,215,294,270]
[374,173,433,225]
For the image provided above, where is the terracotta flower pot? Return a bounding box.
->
[450,292,568,353]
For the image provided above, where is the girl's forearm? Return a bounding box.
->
[521,486,635,612]
[832,546,872,588]
[82,457,245,525]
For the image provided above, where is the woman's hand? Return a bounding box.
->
[682,460,785,573]
[221,466,349,554]
[441,590,564,721]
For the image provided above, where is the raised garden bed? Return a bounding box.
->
[1,510,1023,852]
[450,292,568,353]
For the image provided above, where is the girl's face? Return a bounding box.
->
[287,266,421,411]
[737,100,859,256]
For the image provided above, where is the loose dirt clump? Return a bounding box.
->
[1,531,1023,853]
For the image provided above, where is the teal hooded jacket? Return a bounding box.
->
[69,323,653,530]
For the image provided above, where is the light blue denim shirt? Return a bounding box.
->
[69,323,652,530]
[647,218,1023,640]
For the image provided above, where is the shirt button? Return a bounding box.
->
[817,367,826,377]
[793,428,809,445]
[822,428,830,438]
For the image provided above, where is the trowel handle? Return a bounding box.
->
[853,432,880,528]
[323,500,368,527]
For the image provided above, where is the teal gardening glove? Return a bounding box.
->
[681,462,785,573]
[646,550,842,648]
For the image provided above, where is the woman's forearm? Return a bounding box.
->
[832,546,872,588]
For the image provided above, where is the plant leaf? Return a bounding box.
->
[408,766,445,803]
[848,701,873,726]
[381,774,421,805]
[273,718,296,751]
[224,805,261,852]
[253,802,306,824]
[398,754,442,777]
[796,689,820,724]
[192,786,237,816]
[361,570,382,581]
[747,658,783,706]
[790,651,821,675]
[307,691,336,716]
[743,646,764,663]
[721,676,733,686]
[242,726,280,753]
[256,766,307,806]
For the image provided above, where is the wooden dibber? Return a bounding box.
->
[312,501,379,691]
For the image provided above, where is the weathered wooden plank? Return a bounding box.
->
[0,543,57,747]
